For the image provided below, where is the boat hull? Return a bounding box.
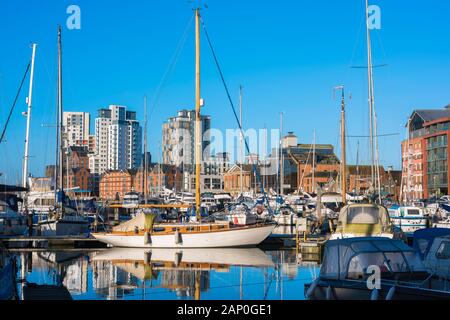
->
[92,224,276,248]
[38,219,90,237]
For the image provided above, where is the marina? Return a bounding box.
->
[1,0,450,304]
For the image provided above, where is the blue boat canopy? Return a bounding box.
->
[412,228,450,259]
[320,237,425,280]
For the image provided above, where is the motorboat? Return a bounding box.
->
[272,205,300,226]
[305,237,450,300]
[412,228,450,280]
[224,203,259,226]
[122,191,141,209]
[388,205,428,236]
[330,203,396,240]
[0,186,28,236]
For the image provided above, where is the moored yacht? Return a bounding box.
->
[305,237,450,300]
[388,205,428,236]
[0,185,28,236]
[330,203,396,240]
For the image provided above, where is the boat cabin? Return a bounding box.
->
[330,204,394,239]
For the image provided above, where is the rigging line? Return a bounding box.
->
[149,12,195,120]
[0,62,31,144]
[200,15,268,199]
[346,133,398,138]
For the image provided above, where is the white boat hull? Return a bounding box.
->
[390,217,427,234]
[92,224,276,248]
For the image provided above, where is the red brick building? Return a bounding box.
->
[401,106,450,201]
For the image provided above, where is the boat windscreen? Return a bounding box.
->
[347,206,380,224]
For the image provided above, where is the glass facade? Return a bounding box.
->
[427,134,448,196]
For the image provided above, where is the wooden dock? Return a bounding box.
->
[0,236,107,249]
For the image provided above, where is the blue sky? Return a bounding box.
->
[1,0,450,184]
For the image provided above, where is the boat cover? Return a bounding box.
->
[412,228,450,259]
[320,237,425,280]
[335,204,392,235]
[112,213,157,232]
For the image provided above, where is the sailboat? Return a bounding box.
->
[329,1,394,240]
[37,27,89,237]
[92,9,275,248]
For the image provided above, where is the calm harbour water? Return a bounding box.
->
[11,248,319,300]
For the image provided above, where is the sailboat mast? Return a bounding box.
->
[339,87,347,204]
[365,0,375,186]
[143,96,148,204]
[280,112,284,195]
[195,8,202,220]
[239,85,243,196]
[22,43,37,188]
[312,130,316,193]
[58,26,64,194]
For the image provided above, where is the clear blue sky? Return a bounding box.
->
[1,0,450,184]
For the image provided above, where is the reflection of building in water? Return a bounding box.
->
[160,270,209,298]
[63,259,88,294]
[92,261,139,300]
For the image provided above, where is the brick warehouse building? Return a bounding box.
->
[401,105,450,201]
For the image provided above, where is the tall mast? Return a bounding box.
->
[356,141,360,194]
[312,130,316,193]
[143,96,148,203]
[239,85,243,196]
[22,43,37,188]
[58,26,64,195]
[279,112,284,195]
[406,118,411,203]
[365,0,375,192]
[340,87,347,204]
[195,8,202,220]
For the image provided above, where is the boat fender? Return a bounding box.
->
[385,286,396,300]
[144,251,152,264]
[174,251,183,267]
[175,229,182,244]
[144,231,151,244]
[370,289,379,300]
[326,286,333,300]
[306,279,318,299]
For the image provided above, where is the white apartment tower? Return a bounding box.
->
[89,105,142,174]
[162,109,211,172]
[62,112,90,148]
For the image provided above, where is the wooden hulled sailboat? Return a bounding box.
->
[92,9,275,248]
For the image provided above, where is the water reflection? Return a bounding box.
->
[2,247,320,300]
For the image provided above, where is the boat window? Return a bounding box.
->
[347,206,380,224]
[347,253,389,279]
[406,209,420,216]
[416,239,430,256]
[436,241,450,259]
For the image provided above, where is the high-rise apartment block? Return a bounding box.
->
[62,112,90,148]
[162,109,211,172]
[89,105,142,174]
